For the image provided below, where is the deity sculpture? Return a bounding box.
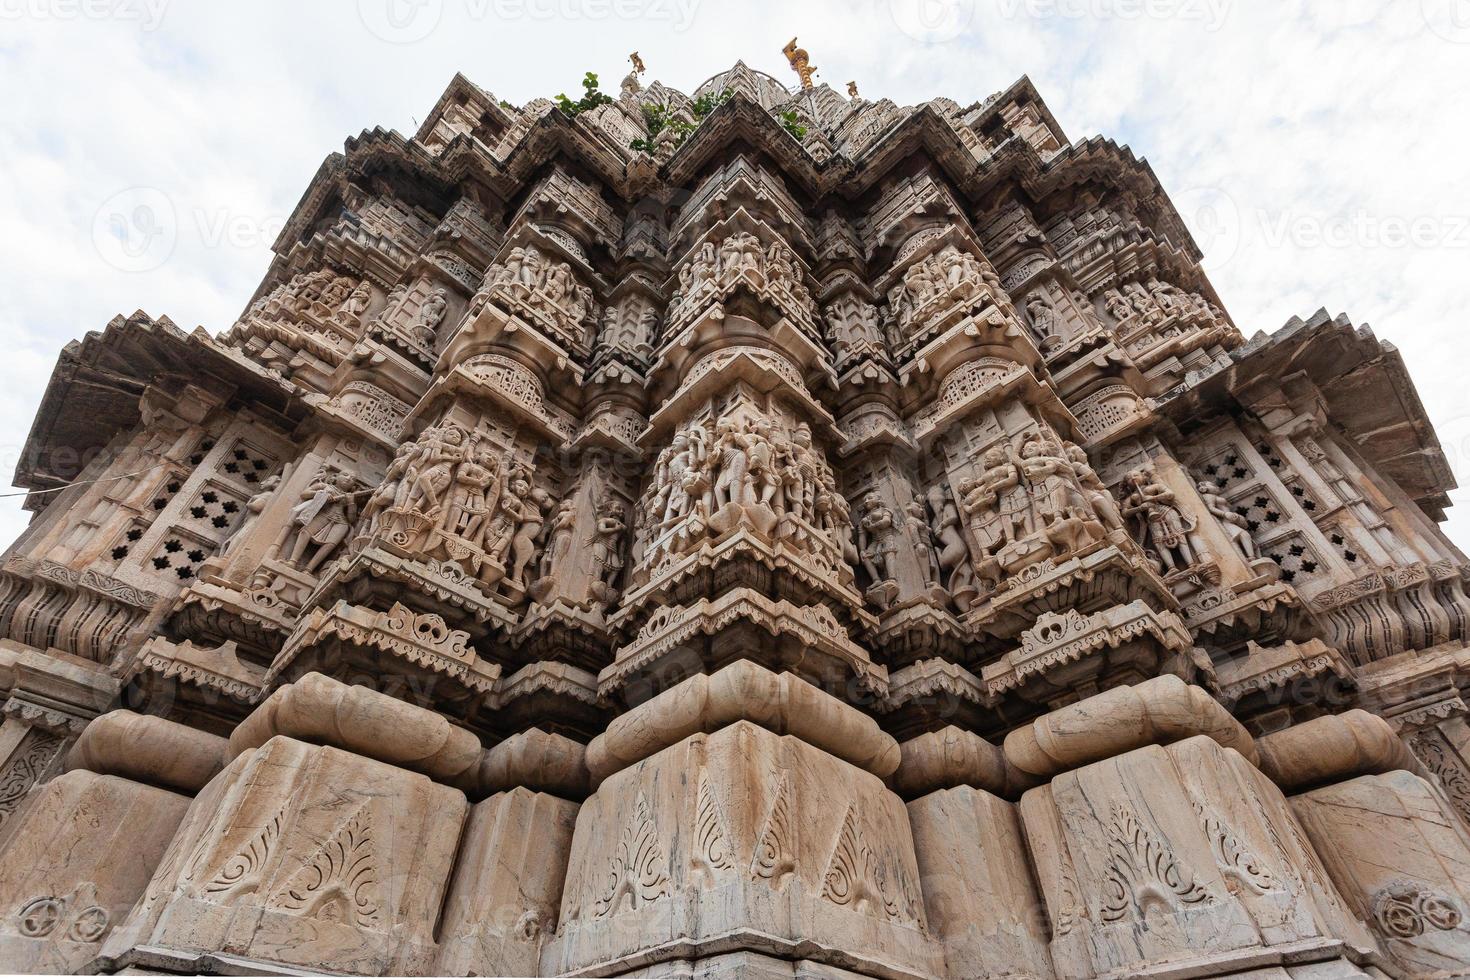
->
[1067,443,1125,532]
[333,280,372,325]
[926,483,978,603]
[441,446,500,545]
[1197,479,1258,561]
[410,287,449,346]
[905,498,942,587]
[220,474,281,556]
[1122,467,1205,574]
[589,496,627,605]
[399,425,468,518]
[282,470,361,575]
[858,492,901,586]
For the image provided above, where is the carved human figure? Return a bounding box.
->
[926,483,977,596]
[858,491,900,585]
[333,280,372,324]
[691,241,718,288]
[746,419,780,508]
[442,447,500,545]
[766,242,795,288]
[507,475,554,584]
[1124,282,1163,323]
[1197,479,1258,560]
[220,474,280,555]
[1026,293,1061,347]
[543,497,577,578]
[1122,467,1202,573]
[590,497,627,602]
[1019,436,1082,528]
[905,498,942,586]
[817,476,859,566]
[1067,443,1125,532]
[658,433,696,529]
[1103,288,1134,324]
[411,287,449,346]
[984,444,1032,546]
[318,276,353,312]
[542,262,572,306]
[787,423,819,521]
[402,425,467,518]
[283,470,360,575]
[711,419,752,510]
[518,245,545,291]
[734,232,763,277]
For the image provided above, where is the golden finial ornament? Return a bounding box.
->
[782,37,816,90]
[846,80,859,99]
[629,51,646,76]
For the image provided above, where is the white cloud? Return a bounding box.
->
[0,0,1465,552]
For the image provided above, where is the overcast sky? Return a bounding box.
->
[1,0,1467,553]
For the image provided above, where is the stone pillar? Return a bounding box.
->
[1009,676,1385,978]
[1259,709,1470,976]
[543,661,942,979]
[99,674,473,975]
[0,710,225,972]
[0,639,118,851]
[892,726,1052,978]
[435,728,588,976]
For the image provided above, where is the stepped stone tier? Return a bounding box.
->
[2,55,1469,978]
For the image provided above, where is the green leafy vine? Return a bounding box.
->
[553,72,613,118]
[777,109,808,142]
[628,89,733,154]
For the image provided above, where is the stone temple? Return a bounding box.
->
[1,52,1468,978]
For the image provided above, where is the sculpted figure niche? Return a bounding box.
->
[635,405,851,579]
[357,422,557,600]
[884,243,1012,348]
[668,231,816,329]
[277,470,365,576]
[954,433,1121,592]
[1121,467,1209,576]
[1100,277,1232,355]
[470,242,599,348]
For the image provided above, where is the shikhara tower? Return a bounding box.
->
[0,56,1467,978]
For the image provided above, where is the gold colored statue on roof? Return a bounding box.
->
[629,51,645,76]
[847,80,859,98]
[783,37,815,90]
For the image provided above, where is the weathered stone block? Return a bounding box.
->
[907,785,1053,978]
[0,770,189,973]
[1292,769,1470,978]
[547,720,941,979]
[1019,735,1380,978]
[436,786,580,977]
[100,734,466,975]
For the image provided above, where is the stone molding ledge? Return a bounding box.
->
[1255,708,1423,791]
[229,671,481,790]
[891,725,1037,800]
[585,659,900,784]
[1003,674,1257,780]
[65,709,226,794]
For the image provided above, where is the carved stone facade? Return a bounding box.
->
[0,62,1466,978]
